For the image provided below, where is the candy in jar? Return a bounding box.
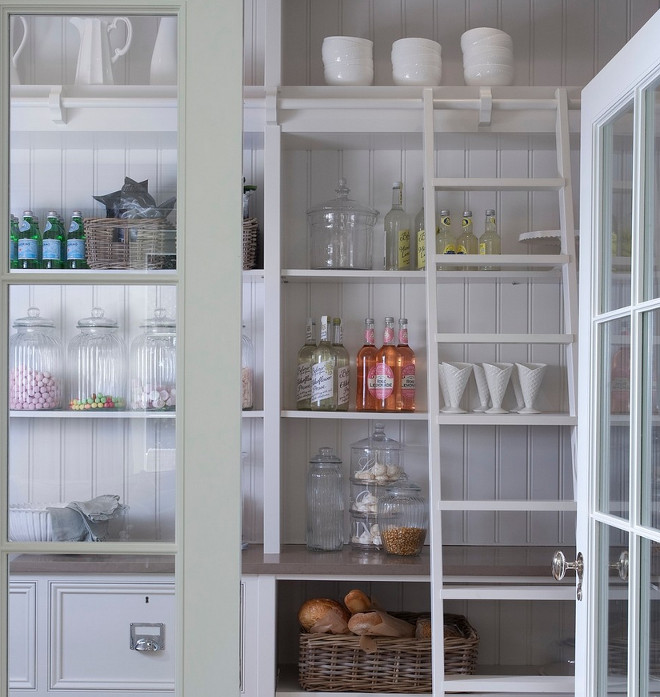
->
[9,307,63,410]
[129,308,176,410]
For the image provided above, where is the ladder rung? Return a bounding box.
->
[432,177,565,191]
[435,333,574,344]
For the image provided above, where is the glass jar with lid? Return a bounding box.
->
[9,307,63,410]
[68,307,126,411]
[129,308,176,410]
[307,178,379,270]
[306,446,344,551]
[350,422,404,483]
[377,482,427,556]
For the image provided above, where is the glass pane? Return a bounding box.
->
[644,77,660,301]
[601,103,634,313]
[640,538,660,696]
[596,523,629,696]
[599,319,631,519]
[642,309,660,529]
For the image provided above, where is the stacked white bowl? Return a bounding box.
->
[391,37,442,86]
[322,36,374,86]
[461,27,514,86]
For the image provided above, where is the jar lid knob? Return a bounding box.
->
[335,178,350,198]
[91,307,105,319]
[27,306,40,318]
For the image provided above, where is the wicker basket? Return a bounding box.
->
[85,217,176,270]
[298,613,478,693]
[243,217,259,270]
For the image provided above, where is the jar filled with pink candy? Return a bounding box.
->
[129,308,176,410]
[9,307,63,411]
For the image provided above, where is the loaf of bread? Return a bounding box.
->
[415,616,432,639]
[298,598,351,633]
[348,610,415,638]
[344,589,372,614]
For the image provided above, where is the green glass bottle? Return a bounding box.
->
[479,208,501,270]
[310,315,336,411]
[17,210,41,270]
[42,211,65,269]
[9,215,18,269]
[66,210,88,269]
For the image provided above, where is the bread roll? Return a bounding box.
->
[298,598,350,632]
[348,611,382,635]
[415,617,432,639]
[344,589,372,614]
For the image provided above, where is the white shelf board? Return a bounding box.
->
[436,413,576,426]
[242,410,264,418]
[9,410,175,419]
[282,410,427,420]
[435,333,574,344]
[438,500,577,512]
[433,177,565,191]
[281,269,425,283]
[443,672,574,694]
[441,585,574,600]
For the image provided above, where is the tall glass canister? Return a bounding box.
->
[306,447,345,551]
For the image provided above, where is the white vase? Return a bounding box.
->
[471,363,490,412]
[515,362,547,414]
[438,363,451,412]
[10,16,28,85]
[441,362,473,414]
[150,17,177,85]
[483,362,513,414]
[510,365,525,412]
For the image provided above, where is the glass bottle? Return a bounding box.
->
[66,210,88,269]
[369,316,398,412]
[377,482,428,557]
[9,307,64,410]
[436,209,456,270]
[414,198,425,271]
[68,307,126,411]
[241,327,254,411]
[397,318,416,412]
[310,315,336,411]
[306,447,344,551]
[42,210,64,269]
[9,214,18,269]
[17,210,41,269]
[296,318,316,410]
[384,181,410,271]
[356,318,378,411]
[129,308,177,411]
[479,208,501,270]
[332,317,350,411]
[456,210,478,270]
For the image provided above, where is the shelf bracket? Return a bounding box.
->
[48,85,66,125]
[265,88,278,127]
[478,87,493,127]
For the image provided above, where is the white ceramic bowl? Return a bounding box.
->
[322,36,373,61]
[324,63,374,86]
[462,48,513,68]
[393,63,442,86]
[464,63,514,86]
[392,37,441,53]
[461,27,512,50]
[463,35,514,51]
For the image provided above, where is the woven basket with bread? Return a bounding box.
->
[297,590,478,692]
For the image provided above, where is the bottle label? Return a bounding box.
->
[337,365,350,406]
[18,239,38,260]
[399,328,408,344]
[368,363,394,399]
[311,361,334,402]
[383,326,394,344]
[442,243,456,254]
[67,238,85,260]
[9,239,17,262]
[42,238,61,260]
[364,327,375,345]
[69,220,81,233]
[398,229,410,269]
[401,364,415,397]
[456,244,468,254]
[18,220,30,233]
[44,220,53,232]
[417,228,426,269]
[297,363,312,401]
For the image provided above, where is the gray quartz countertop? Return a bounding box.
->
[9,554,175,575]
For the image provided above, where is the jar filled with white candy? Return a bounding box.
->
[129,308,176,411]
[9,307,63,410]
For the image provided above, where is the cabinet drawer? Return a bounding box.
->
[49,581,175,691]
[9,582,37,690]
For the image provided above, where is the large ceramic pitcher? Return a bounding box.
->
[70,16,132,85]
[10,16,28,85]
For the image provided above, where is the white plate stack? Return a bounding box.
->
[391,37,442,86]
[322,36,373,86]
[461,27,514,86]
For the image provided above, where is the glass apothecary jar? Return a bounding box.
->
[241,327,254,410]
[308,178,378,270]
[306,447,344,551]
[350,422,404,483]
[9,307,63,410]
[377,482,427,557]
[129,308,176,410]
[68,307,126,411]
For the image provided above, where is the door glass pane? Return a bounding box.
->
[640,538,660,696]
[642,309,660,528]
[601,103,634,314]
[599,319,631,520]
[644,77,660,301]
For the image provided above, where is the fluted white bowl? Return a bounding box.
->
[393,62,442,85]
[464,63,514,86]
[392,37,442,53]
[462,48,513,68]
[461,27,512,50]
[322,36,373,62]
[8,503,65,541]
[324,63,374,86]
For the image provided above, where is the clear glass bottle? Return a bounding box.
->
[9,307,63,410]
[397,318,415,412]
[332,317,350,411]
[479,208,501,270]
[356,318,378,411]
[17,210,41,269]
[68,307,126,411]
[129,308,177,411]
[9,214,18,269]
[369,317,398,412]
[241,327,254,411]
[310,315,336,411]
[66,210,88,269]
[306,447,344,551]
[436,209,456,270]
[414,198,425,271]
[377,482,428,556]
[42,211,64,269]
[456,210,478,270]
[296,318,316,410]
[384,182,410,270]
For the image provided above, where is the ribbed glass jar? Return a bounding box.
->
[377,482,427,556]
[68,307,126,411]
[129,308,176,410]
[9,307,63,410]
[306,447,344,551]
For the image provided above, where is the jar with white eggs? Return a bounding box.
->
[349,422,405,550]
[129,308,176,410]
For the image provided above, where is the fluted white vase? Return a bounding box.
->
[471,363,490,412]
[150,16,177,85]
[441,362,473,414]
[510,364,525,412]
[438,362,451,412]
[483,362,513,414]
[515,362,547,414]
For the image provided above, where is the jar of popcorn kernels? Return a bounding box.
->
[377,482,427,556]
[129,308,176,410]
[9,307,63,410]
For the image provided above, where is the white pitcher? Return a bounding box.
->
[150,16,177,85]
[70,16,132,86]
[10,16,28,85]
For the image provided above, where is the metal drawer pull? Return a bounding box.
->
[130,622,165,652]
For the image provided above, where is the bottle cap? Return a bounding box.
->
[486,209,495,216]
